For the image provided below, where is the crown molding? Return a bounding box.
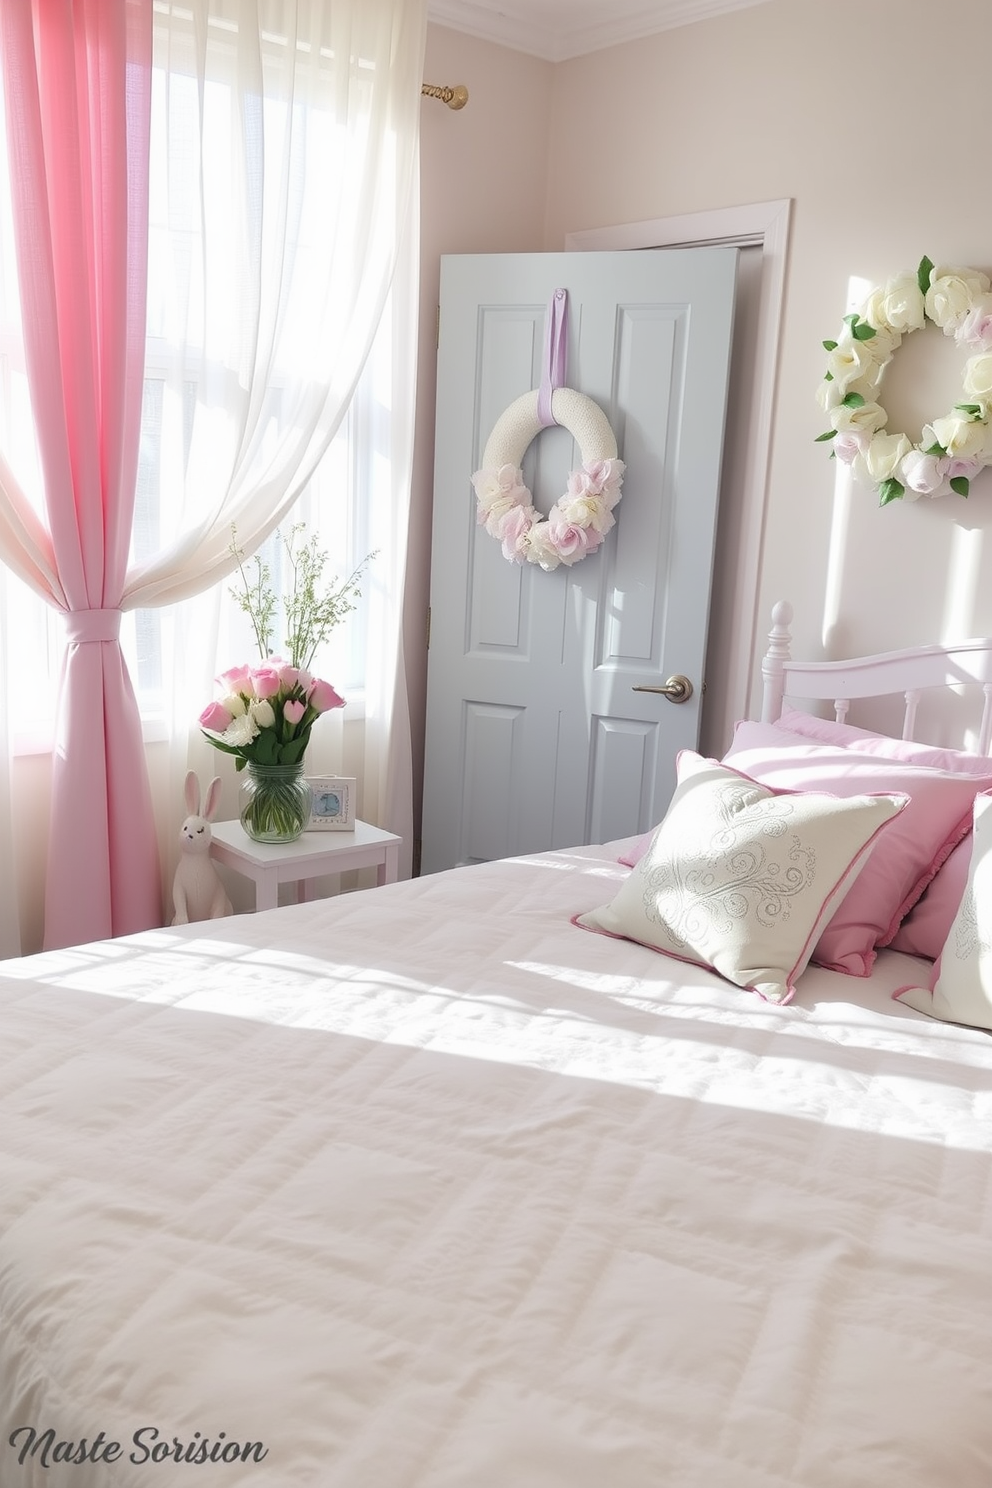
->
[427,0,771,62]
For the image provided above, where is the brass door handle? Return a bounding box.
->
[632,674,694,704]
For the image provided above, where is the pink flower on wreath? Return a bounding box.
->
[946,455,984,482]
[548,508,606,565]
[565,466,602,502]
[831,430,868,466]
[522,521,561,570]
[309,678,346,713]
[955,299,992,352]
[558,494,616,533]
[495,503,534,561]
[199,699,233,732]
[573,458,624,508]
[472,464,529,523]
[900,449,949,498]
[483,498,524,538]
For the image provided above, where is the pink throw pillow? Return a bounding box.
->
[777,707,992,775]
[723,720,992,976]
[887,835,972,961]
[778,707,992,960]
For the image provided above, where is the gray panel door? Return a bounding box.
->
[422,248,737,873]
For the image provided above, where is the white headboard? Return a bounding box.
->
[759,600,992,753]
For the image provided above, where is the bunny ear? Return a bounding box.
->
[203,776,223,822]
[184,770,201,815]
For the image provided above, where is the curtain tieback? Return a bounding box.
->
[63,608,122,644]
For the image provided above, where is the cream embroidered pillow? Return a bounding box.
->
[895,792,992,1032]
[577,751,908,1004]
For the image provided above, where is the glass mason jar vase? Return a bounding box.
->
[239,762,313,843]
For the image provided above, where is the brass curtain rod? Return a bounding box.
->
[421,82,468,109]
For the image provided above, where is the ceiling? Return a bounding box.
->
[426,0,772,62]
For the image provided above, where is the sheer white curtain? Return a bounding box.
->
[142,0,424,888]
[131,0,426,607]
[165,200,421,886]
[0,0,425,954]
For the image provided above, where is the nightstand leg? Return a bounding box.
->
[254,878,279,913]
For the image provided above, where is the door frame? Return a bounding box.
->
[565,199,791,743]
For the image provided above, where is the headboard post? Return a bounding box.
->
[980,684,992,755]
[760,600,794,722]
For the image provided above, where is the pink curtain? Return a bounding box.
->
[0,0,159,948]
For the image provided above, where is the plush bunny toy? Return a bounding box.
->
[171,771,234,925]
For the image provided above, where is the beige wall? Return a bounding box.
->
[543,0,992,671]
[414,0,992,842]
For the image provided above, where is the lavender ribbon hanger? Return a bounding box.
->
[537,288,568,429]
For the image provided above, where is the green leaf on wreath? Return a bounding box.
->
[842,392,865,408]
[814,430,837,442]
[852,322,877,341]
[950,477,971,497]
[878,479,904,506]
[823,371,833,381]
[917,256,934,296]
[822,339,838,351]
[924,442,946,456]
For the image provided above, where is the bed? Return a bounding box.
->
[2,601,992,1487]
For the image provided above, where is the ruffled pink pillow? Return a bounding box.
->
[777,707,992,774]
[778,707,992,960]
[888,836,972,961]
[723,720,992,976]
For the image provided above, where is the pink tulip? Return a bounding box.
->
[283,699,306,726]
[308,678,345,713]
[218,664,252,693]
[277,663,300,691]
[199,700,233,732]
[250,666,282,699]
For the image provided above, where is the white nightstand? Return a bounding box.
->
[209,819,402,913]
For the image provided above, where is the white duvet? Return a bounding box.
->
[1,842,991,1486]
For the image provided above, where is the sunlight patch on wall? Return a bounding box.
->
[822,461,853,651]
[941,524,984,644]
[820,276,872,650]
[845,274,873,315]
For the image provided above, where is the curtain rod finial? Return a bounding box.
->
[421,82,469,109]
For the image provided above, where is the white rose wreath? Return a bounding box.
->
[472,387,625,570]
[816,255,992,504]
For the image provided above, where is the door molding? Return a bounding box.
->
[565,199,791,736]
